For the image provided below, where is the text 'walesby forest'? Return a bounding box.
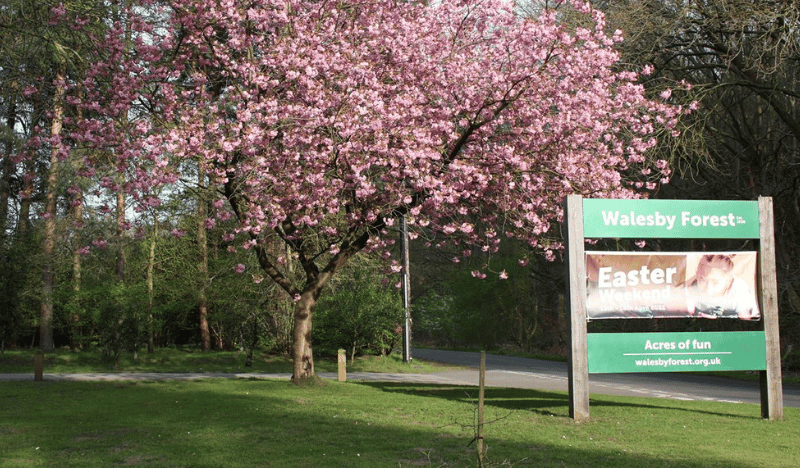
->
[600,211,745,230]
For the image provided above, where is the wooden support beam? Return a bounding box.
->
[758,196,783,420]
[565,195,589,421]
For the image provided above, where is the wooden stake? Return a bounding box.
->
[477,350,485,467]
[34,350,44,382]
[337,349,346,382]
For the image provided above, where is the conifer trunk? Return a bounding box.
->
[40,66,66,351]
[70,191,83,351]
[0,82,16,237]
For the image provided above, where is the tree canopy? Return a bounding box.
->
[49,0,685,379]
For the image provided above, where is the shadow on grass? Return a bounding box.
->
[356,382,767,420]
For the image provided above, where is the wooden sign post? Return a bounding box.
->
[757,198,783,420]
[564,195,589,421]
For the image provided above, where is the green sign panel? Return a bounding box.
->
[582,199,760,239]
[588,331,766,373]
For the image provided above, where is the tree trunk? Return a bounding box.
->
[215,324,225,350]
[113,190,126,367]
[0,81,17,237]
[245,313,258,367]
[17,91,39,238]
[198,284,210,351]
[291,290,317,381]
[146,220,156,354]
[70,191,83,351]
[69,86,84,352]
[115,191,126,282]
[17,153,33,237]
[198,164,211,351]
[40,66,66,352]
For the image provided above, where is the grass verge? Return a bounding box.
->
[0,378,797,467]
[0,348,449,375]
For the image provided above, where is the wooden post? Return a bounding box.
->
[758,197,783,420]
[34,350,44,381]
[565,195,589,421]
[477,351,486,467]
[337,349,346,382]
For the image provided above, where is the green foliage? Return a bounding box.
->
[413,243,564,353]
[314,268,404,360]
[0,239,34,349]
[412,290,454,344]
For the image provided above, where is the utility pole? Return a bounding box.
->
[401,214,412,363]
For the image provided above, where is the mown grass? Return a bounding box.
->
[0,348,448,375]
[0,377,797,467]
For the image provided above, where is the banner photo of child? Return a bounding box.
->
[685,253,760,320]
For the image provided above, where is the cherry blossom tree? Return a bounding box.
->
[68,0,682,380]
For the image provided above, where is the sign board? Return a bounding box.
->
[588,331,766,373]
[582,199,760,239]
[564,196,782,421]
[586,252,760,320]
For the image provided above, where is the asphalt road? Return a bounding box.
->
[411,348,800,408]
[3,348,797,408]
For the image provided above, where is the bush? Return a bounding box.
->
[314,270,404,361]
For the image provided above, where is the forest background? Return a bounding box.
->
[2,0,800,373]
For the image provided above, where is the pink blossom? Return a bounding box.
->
[61,0,684,366]
[235,264,246,273]
[49,3,66,25]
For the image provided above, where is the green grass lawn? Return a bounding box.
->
[1,377,798,467]
[1,349,797,467]
[0,348,447,375]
